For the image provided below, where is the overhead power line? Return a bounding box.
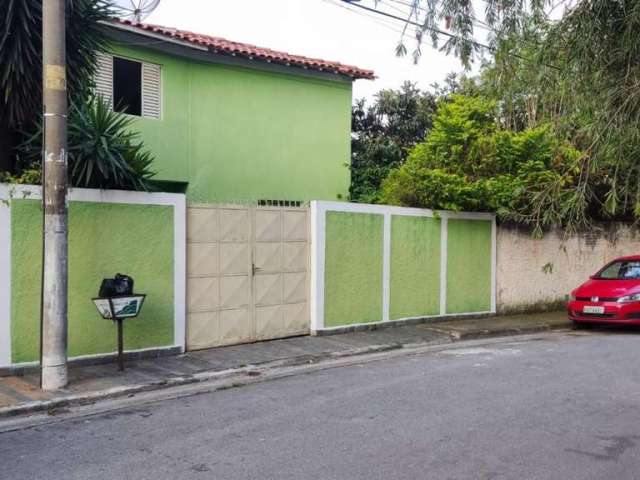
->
[323,0,412,36]
[379,0,495,34]
[338,0,561,70]
[339,0,496,52]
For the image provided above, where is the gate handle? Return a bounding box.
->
[252,263,261,276]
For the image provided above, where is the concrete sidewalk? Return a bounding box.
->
[0,311,569,417]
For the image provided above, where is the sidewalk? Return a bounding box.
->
[0,311,569,417]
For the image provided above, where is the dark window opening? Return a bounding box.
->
[149,180,189,194]
[113,57,142,116]
[258,200,303,208]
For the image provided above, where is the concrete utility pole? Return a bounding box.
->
[41,0,69,391]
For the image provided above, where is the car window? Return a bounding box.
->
[597,261,640,279]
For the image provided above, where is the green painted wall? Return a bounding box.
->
[11,200,174,363]
[110,45,352,203]
[324,211,383,327]
[390,215,441,320]
[446,219,492,313]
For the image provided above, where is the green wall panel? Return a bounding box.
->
[390,215,441,320]
[446,219,492,314]
[324,212,383,327]
[11,200,174,363]
[111,44,352,203]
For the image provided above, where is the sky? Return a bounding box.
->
[138,0,482,102]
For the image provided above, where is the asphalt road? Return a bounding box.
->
[3,331,640,479]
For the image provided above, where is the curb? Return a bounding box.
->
[0,322,570,419]
[0,343,408,420]
[435,322,571,341]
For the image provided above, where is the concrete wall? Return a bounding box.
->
[109,44,353,204]
[0,185,186,368]
[496,224,640,313]
[323,211,384,328]
[311,201,496,332]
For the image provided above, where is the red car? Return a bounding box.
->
[569,255,640,326]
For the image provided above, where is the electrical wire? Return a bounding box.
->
[379,0,496,33]
[321,0,411,35]
[337,0,561,69]
[339,0,495,51]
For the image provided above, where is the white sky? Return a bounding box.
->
[142,0,482,101]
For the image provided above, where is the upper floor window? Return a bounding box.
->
[113,57,142,116]
[95,53,162,119]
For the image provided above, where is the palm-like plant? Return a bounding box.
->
[1,0,157,191]
[0,0,112,129]
[68,96,155,190]
[20,96,156,190]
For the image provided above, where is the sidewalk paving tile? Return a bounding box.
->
[0,311,570,415]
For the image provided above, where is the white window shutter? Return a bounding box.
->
[94,52,113,107]
[142,62,162,119]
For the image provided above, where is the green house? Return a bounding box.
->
[97,20,374,204]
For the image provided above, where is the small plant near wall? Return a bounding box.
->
[542,262,554,275]
[18,96,156,191]
[0,169,42,185]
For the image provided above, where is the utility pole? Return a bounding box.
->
[41,0,69,391]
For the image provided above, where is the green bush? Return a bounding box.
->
[380,95,583,227]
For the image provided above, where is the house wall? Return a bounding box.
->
[0,185,186,368]
[110,44,353,203]
[496,224,640,313]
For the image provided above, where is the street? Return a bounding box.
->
[2,330,640,479]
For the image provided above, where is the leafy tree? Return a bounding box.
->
[384,0,640,228]
[380,94,583,234]
[393,0,552,67]
[350,82,437,202]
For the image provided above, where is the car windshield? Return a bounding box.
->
[596,260,640,280]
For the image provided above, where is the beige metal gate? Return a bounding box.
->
[186,204,309,350]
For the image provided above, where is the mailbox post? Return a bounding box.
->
[92,295,146,371]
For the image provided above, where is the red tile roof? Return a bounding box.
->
[110,19,375,80]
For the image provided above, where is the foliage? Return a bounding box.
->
[350,82,437,203]
[0,0,157,193]
[393,0,550,67]
[0,169,42,185]
[383,0,640,229]
[475,6,640,228]
[19,97,156,191]
[380,94,583,233]
[0,0,112,129]
[539,0,640,226]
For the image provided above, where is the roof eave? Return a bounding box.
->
[100,20,374,81]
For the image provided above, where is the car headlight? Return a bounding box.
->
[618,293,640,303]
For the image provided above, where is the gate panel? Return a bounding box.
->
[253,208,309,341]
[187,204,309,350]
[186,206,220,350]
[216,206,252,346]
[282,210,309,333]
